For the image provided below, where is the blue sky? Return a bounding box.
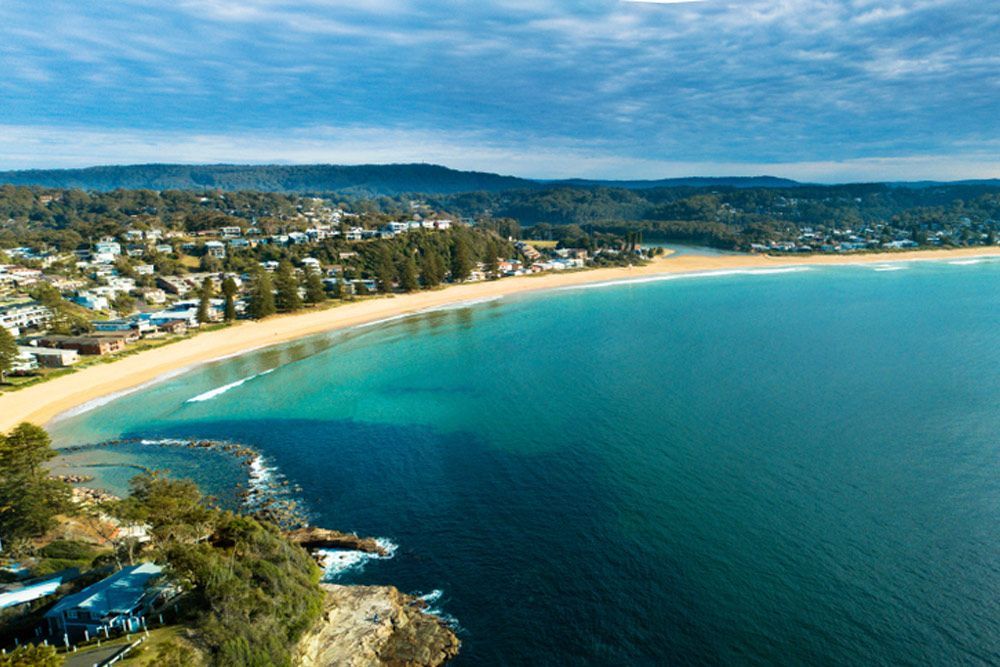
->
[1,0,997,181]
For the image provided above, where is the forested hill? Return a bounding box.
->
[0,163,534,196]
[0,163,809,195]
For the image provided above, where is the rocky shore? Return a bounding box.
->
[295,585,460,667]
[286,526,392,557]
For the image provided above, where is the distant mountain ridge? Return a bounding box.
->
[0,163,994,195]
[0,163,807,195]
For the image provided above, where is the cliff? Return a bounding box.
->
[295,584,460,667]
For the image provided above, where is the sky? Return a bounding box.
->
[0,0,998,181]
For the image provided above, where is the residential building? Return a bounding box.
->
[39,335,127,356]
[19,345,80,368]
[44,563,168,640]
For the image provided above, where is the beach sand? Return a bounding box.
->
[1,246,997,432]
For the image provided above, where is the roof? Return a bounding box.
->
[45,563,163,618]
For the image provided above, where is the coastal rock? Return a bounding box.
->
[286,526,390,556]
[295,584,460,667]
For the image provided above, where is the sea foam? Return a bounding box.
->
[318,538,399,580]
[186,368,275,403]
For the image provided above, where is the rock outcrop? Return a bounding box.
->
[286,527,390,556]
[295,585,460,667]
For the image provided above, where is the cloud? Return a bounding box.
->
[0,0,996,179]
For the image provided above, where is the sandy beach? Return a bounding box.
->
[1,246,997,433]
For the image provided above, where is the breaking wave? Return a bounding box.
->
[186,368,275,403]
[318,538,399,580]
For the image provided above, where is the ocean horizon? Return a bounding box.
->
[49,258,1000,664]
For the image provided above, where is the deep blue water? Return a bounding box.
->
[49,259,1000,665]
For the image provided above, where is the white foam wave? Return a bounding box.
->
[415,589,461,629]
[948,258,986,265]
[186,368,275,403]
[873,265,907,272]
[318,538,398,580]
[418,589,443,604]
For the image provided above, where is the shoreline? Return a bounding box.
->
[1,245,998,432]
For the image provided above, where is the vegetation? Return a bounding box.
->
[0,423,72,555]
[247,270,277,319]
[274,261,302,313]
[221,276,238,321]
[197,277,214,324]
[0,644,61,667]
[115,472,325,667]
[0,326,17,383]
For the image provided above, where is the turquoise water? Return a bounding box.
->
[49,258,1000,664]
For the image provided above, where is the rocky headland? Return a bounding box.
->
[295,584,460,667]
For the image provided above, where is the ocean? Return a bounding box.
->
[48,258,1000,665]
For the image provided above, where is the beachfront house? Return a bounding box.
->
[43,563,168,641]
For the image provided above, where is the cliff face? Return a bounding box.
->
[295,585,460,667]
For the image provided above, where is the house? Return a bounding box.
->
[18,345,79,368]
[94,242,121,257]
[204,241,226,259]
[39,335,126,356]
[44,563,167,640]
[72,293,110,311]
[220,226,243,238]
[0,302,53,333]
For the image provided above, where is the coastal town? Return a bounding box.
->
[1,189,643,390]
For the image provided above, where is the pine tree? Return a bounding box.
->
[398,254,419,292]
[0,423,72,554]
[304,265,326,305]
[274,260,302,312]
[420,248,445,288]
[0,325,17,384]
[485,239,500,279]
[375,246,396,293]
[196,276,214,324]
[248,270,276,319]
[451,235,472,282]
[222,276,238,321]
[329,276,344,300]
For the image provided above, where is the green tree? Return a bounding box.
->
[485,239,500,279]
[248,270,276,319]
[450,234,472,282]
[328,276,344,300]
[0,423,72,554]
[112,293,135,316]
[274,260,302,312]
[420,247,445,288]
[196,277,214,324]
[303,265,326,306]
[398,254,419,292]
[0,326,17,384]
[124,471,214,552]
[221,276,238,322]
[374,246,396,293]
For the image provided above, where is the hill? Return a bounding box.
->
[0,163,811,196]
[0,163,534,196]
